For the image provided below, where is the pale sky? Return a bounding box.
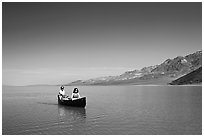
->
[2,2,202,86]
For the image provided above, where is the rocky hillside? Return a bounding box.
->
[151,51,201,77]
[66,51,202,85]
[169,67,202,85]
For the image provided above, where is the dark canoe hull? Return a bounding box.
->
[57,95,86,107]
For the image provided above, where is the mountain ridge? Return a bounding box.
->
[66,50,202,86]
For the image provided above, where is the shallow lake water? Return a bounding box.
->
[2,85,202,135]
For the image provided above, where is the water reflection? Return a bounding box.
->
[57,105,86,122]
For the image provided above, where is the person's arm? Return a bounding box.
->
[59,90,64,97]
[64,90,68,97]
[78,93,81,98]
[59,90,62,95]
[71,93,74,98]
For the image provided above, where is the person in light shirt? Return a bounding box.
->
[59,86,65,100]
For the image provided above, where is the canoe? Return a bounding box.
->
[57,95,86,107]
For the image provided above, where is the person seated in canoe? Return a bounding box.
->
[59,86,68,100]
[71,88,81,100]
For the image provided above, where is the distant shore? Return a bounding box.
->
[3,83,202,87]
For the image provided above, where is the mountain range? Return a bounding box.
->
[66,51,202,86]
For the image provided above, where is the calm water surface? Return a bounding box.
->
[2,85,202,135]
